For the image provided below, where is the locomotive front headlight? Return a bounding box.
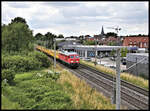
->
[71,61,73,63]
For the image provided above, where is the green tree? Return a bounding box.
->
[110,49,116,57]
[57,34,64,38]
[83,40,95,45]
[2,20,34,54]
[34,33,45,45]
[35,33,43,40]
[124,47,128,57]
[45,32,57,49]
[10,17,26,24]
[121,48,124,57]
[108,41,117,46]
[105,32,117,38]
[121,48,128,57]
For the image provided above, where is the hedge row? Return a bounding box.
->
[2,51,51,84]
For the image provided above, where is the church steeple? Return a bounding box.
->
[101,26,104,36]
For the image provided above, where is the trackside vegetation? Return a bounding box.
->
[56,65,116,109]
[2,70,73,110]
[1,16,126,109]
[2,51,51,84]
[2,64,119,110]
[80,60,148,90]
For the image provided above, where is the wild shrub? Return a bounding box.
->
[2,55,41,73]
[28,51,51,68]
[2,94,21,110]
[2,69,15,84]
[2,71,73,110]
[42,71,60,81]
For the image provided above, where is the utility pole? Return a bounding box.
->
[107,26,121,109]
[116,27,121,109]
[54,39,56,73]
[136,57,138,76]
[116,47,121,109]
[95,37,97,66]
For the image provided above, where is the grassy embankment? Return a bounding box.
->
[56,64,117,109]
[2,64,118,110]
[80,60,148,90]
[2,69,73,110]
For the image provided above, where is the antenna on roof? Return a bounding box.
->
[107,26,121,33]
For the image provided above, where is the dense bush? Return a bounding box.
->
[2,71,73,110]
[2,51,51,73]
[2,55,41,72]
[2,69,15,84]
[28,51,51,68]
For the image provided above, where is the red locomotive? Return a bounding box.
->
[59,51,80,68]
[36,45,80,69]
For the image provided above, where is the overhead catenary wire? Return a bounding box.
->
[123,57,147,72]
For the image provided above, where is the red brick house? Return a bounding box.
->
[123,36,149,48]
[86,36,120,45]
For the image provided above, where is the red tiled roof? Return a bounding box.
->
[123,36,149,48]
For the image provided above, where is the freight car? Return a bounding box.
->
[36,45,80,68]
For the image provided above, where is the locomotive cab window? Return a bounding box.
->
[70,56,74,58]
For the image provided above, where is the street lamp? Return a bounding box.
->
[95,36,98,66]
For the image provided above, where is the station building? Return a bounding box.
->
[61,45,137,58]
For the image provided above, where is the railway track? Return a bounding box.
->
[72,66,149,109]
[80,64,149,96]
[41,51,149,109]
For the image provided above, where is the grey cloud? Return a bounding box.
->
[42,2,81,7]
[3,1,147,36]
[101,2,148,24]
[29,2,148,30]
[7,2,31,8]
[28,15,75,29]
[61,4,112,18]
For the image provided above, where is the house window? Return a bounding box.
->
[130,41,132,44]
[134,41,136,44]
[144,42,147,47]
[140,42,143,47]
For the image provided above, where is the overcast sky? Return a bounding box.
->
[2,1,149,37]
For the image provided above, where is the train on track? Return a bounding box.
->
[36,45,80,68]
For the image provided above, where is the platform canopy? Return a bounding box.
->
[62,45,137,51]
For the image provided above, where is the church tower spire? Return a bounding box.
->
[101,25,104,36]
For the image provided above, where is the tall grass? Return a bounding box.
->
[80,60,149,90]
[2,94,21,110]
[56,65,116,109]
[2,69,73,110]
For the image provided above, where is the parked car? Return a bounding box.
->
[121,57,126,65]
[110,66,116,69]
[110,57,116,61]
[99,55,103,58]
[80,56,84,59]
